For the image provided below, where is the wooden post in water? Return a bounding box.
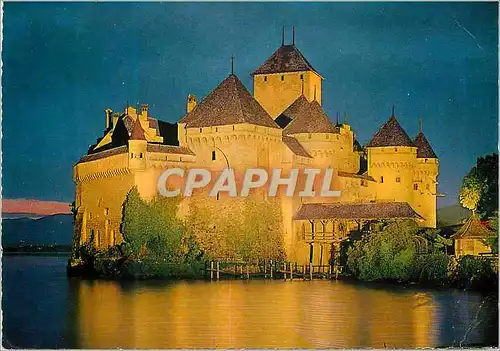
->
[328,264,332,280]
[270,261,273,279]
[264,261,267,279]
[302,264,306,280]
[289,262,293,280]
[240,265,243,279]
[246,264,250,280]
[309,264,313,280]
[216,262,220,280]
[283,262,287,280]
[210,261,214,280]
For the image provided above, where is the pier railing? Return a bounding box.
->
[205,261,343,281]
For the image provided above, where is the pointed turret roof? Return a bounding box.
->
[451,215,495,239]
[252,45,322,77]
[275,95,311,128]
[367,112,414,148]
[130,119,146,140]
[414,131,437,158]
[283,100,337,135]
[281,95,311,120]
[181,74,279,129]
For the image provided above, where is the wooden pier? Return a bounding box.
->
[206,261,343,281]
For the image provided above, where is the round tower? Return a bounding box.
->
[412,120,439,228]
[366,108,417,207]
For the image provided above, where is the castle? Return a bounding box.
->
[73,34,439,265]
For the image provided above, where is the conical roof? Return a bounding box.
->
[281,95,311,120]
[130,119,146,140]
[283,100,337,135]
[252,44,321,77]
[367,114,414,148]
[414,132,437,158]
[275,95,311,128]
[451,215,495,239]
[181,74,279,129]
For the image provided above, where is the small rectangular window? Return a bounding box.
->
[414,184,418,190]
[139,153,143,158]
[212,150,216,161]
[300,74,304,80]
[131,153,134,158]
[396,177,401,183]
[281,75,284,81]
[264,76,267,82]
[380,176,384,183]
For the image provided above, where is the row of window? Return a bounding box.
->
[130,152,144,159]
[379,176,430,190]
[263,74,304,82]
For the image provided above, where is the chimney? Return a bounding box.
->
[187,94,197,113]
[141,104,149,118]
[105,108,113,129]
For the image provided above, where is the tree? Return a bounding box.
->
[459,153,498,217]
[346,219,419,282]
[459,173,483,213]
[484,211,498,254]
[121,187,185,262]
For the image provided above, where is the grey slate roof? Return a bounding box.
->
[146,144,195,155]
[252,45,321,76]
[79,146,128,163]
[283,100,337,135]
[367,115,414,148]
[294,202,423,221]
[413,132,437,158]
[181,74,280,129]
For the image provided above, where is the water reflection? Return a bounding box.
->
[3,256,497,349]
[68,278,497,349]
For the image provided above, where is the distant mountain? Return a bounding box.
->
[437,204,471,227]
[2,214,74,247]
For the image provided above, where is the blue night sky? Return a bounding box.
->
[3,2,498,207]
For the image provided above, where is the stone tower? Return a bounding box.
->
[252,30,323,119]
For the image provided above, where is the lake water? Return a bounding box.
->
[2,255,498,349]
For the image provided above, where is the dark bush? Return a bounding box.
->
[451,255,497,290]
[413,253,450,284]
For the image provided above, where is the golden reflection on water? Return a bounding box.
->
[74,279,437,349]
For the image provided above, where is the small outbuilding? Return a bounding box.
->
[451,215,496,257]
